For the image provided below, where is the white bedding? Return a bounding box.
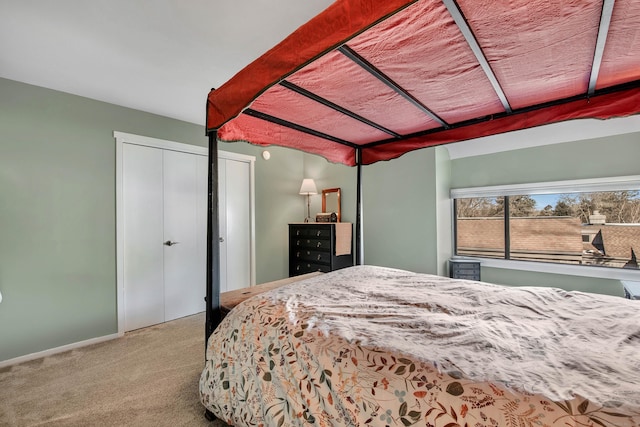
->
[201,265,640,426]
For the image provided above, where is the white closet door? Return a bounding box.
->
[217,159,228,292]
[117,130,254,333]
[223,158,251,291]
[163,150,206,321]
[122,144,165,331]
[196,155,208,307]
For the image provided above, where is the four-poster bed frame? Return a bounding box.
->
[201,2,640,422]
[204,0,640,343]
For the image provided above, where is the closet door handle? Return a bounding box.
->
[219,237,225,242]
[164,240,180,246]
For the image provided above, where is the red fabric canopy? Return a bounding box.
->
[207,0,640,166]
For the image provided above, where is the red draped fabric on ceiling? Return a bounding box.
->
[206,0,417,130]
[206,0,640,166]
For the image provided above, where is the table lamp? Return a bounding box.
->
[299,178,317,222]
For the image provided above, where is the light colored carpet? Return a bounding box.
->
[0,312,227,427]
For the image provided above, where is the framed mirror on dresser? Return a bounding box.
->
[321,188,341,222]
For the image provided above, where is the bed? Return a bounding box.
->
[200,265,640,426]
[200,0,640,424]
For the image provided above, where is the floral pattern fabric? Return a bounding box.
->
[200,265,640,426]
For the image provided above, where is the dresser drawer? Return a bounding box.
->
[294,249,331,264]
[291,227,331,239]
[293,238,331,250]
[292,262,332,275]
[449,260,481,281]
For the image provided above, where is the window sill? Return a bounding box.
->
[452,256,640,281]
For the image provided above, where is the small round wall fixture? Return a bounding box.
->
[262,150,271,160]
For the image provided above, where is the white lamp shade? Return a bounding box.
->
[299,178,317,195]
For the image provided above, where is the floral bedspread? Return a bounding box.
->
[200,265,640,426]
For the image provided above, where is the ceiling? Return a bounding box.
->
[0,0,334,126]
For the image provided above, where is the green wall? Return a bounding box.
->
[450,132,640,188]
[0,78,303,362]
[305,147,450,275]
[2,75,636,363]
[481,267,623,296]
[251,145,306,283]
[362,149,439,273]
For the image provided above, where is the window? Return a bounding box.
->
[455,197,505,259]
[452,177,640,271]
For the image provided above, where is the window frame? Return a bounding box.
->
[451,175,640,281]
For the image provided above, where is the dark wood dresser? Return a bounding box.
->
[289,223,353,277]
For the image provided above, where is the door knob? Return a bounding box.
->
[219,237,224,242]
[164,240,180,246]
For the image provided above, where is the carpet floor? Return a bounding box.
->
[0,312,227,426]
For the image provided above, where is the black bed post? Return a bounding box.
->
[355,148,364,265]
[205,130,222,348]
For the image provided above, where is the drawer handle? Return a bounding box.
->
[316,231,321,237]
[296,230,301,236]
[316,242,322,248]
[296,240,301,246]
[306,251,311,256]
[296,251,300,257]
[317,254,322,261]
[296,265,301,271]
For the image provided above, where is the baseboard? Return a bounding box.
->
[0,332,122,369]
